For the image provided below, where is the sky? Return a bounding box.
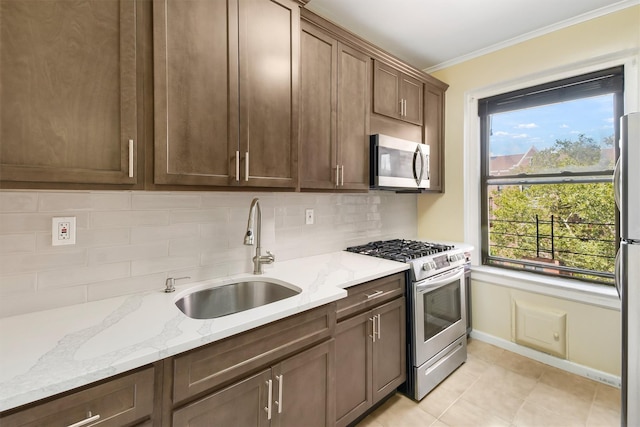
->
[489,94,615,156]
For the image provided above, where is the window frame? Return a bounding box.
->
[478,66,624,285]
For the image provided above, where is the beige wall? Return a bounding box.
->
[418,5,640,242]
[418,6,640,376]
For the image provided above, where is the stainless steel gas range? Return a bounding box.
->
[346,239,470,401]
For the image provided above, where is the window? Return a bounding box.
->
[479,67,624,285]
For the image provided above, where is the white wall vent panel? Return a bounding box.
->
[512,299,567,358]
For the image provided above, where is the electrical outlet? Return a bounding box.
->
[52,217,76,246]
[305,209,314,225]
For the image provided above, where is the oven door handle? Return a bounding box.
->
[416,267,465,293]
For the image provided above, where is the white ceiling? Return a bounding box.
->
[304,0,639,72]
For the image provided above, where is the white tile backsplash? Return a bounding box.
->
[0,190,416,317]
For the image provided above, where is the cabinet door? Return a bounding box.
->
[272,340,335,427]
[424,82,445,192]
[299,22,338,190]
[172,369,271,427]
[0,0,137,185]
[401,75,423,126]
[372,297,406,403]
[372,60,401,120]
[334,312,372,427]
[337,43,370,190]
[153,0,239,186]
[239,0,299,188]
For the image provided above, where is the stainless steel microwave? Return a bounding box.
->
[370,134,430,191]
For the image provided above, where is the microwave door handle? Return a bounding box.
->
[414,144,424,187]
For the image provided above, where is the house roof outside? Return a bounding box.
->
[489,146,537,176]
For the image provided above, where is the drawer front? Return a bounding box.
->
[0,367,154,427]
[336,273,405,321]
[172,303,336,404]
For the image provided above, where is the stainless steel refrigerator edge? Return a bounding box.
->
[615,111,640,427]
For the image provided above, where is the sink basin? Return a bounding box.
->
[175,280,301,319]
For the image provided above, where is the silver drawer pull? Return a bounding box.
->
[67,412,100,427]
[365,290,383,299]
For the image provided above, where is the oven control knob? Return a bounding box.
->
[422,261,436,271]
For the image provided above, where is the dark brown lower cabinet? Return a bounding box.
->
[172,340,335,427]
[335,298,406,427]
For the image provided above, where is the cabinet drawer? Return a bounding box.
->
[172,303,335,404]
[336,273,405,321]
[0,367,154,427]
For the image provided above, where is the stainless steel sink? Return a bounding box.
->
[175,280,301,319]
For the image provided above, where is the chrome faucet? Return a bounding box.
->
[244,198,275,274]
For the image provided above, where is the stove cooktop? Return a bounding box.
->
[345,239,455,263]
[346,239,467,282]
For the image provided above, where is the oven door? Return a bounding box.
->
[413,266,466,365]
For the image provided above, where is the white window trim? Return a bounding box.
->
[464,50,639,309]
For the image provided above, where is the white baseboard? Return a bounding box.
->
[469,330,621,388]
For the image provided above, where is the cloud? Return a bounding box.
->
[604,118,614,123]
[560,124,570,128]
[513,133,528,139]
[494,131,509,136]
[516,123,538,129]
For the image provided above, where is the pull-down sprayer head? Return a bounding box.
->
[244,198,260,246]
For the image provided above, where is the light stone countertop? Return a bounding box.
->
[0,251,408,412]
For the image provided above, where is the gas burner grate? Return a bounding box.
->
[346,239,454,262]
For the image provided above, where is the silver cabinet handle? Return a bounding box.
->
[369,316,376,343]
[399,99,403,116]
[128,139,134,178]
[365,290,383,299]
[245,151,250,182]
[67,412,100,427]
[340,165,344,186]
[265,379,273,420]
[335,164,340,187]
[235,151,240,182]
[404,99,408,117]
[275,374,284,414]
[377,314,381,340]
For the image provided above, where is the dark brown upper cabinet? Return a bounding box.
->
[153,0,299,188]
[424,82,446,192]
[373,60,423,126]
[0,0,138,186]
[300,22,370,191]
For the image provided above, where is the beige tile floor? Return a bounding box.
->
[357,339,621,427]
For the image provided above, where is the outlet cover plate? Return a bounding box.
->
[52,217,76,246]
[305,209,314,225]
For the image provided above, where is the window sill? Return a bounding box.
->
[471,265,620,310]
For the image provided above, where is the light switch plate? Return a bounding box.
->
[52,217,76,246]
[305,209,314,225]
